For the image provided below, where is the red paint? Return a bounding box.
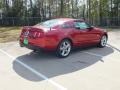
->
[19,18,108,51]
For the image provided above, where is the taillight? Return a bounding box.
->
[21,26,44,38]
[37,32,41,37]
[33,31,43,38]
[33,32,37,37]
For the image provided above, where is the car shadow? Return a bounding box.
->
[13,46,114,81]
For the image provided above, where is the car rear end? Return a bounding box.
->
[19,19,72,51]
[19,26,47,51]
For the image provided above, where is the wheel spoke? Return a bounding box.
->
[61,50,66,56]
[65,44,70,49]
[60,46,64,50]
[63,42,67,47]
[59,41,71,57]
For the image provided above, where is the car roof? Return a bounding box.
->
[53,18,84,22]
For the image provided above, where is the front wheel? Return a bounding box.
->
[98,35,107,48]
[56,40,72,58]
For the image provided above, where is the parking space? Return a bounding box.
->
[0,30,120,90]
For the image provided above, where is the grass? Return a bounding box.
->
[0,27,21,43]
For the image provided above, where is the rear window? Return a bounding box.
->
[36,19,65,28]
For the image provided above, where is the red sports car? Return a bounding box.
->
[19,18,108,58]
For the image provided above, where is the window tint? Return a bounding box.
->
[62,23,73,28]
[74,22,90,29]
[36,19,65,28]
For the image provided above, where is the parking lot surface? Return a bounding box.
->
[0,30,120,90]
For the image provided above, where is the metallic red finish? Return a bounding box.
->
[19,18,108,51]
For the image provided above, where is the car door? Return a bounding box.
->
[72,21,100,46]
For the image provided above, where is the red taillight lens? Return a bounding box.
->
[37,32,41,37]
[33,31,43,38]
[33,32,37,37]
[21,27,44,38]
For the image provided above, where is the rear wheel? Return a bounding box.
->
[56,39,72,58]
[98,35,107,48]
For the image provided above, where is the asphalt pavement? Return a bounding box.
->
[0,30,120,90]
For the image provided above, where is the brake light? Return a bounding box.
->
[34,32,37,37]
[33,32,43,38]
[38,32,41,37]
[21,26,44,38]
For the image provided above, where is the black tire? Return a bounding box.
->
[56,39,72,58]
[98,35,107,48]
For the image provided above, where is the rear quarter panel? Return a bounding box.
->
[44,26,73,50]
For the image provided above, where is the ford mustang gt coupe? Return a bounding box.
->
[19,18,108,58]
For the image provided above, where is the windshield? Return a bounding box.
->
[36,19,65,28]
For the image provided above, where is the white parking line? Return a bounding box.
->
[0,49,67,90]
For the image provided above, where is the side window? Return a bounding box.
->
[62,23,73,29]
[74,22,90,29]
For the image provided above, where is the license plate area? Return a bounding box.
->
[23,38,28,45]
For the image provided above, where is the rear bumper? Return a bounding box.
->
[19,35,58,51]
[19,41,44,51]
[19,39,57,51]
